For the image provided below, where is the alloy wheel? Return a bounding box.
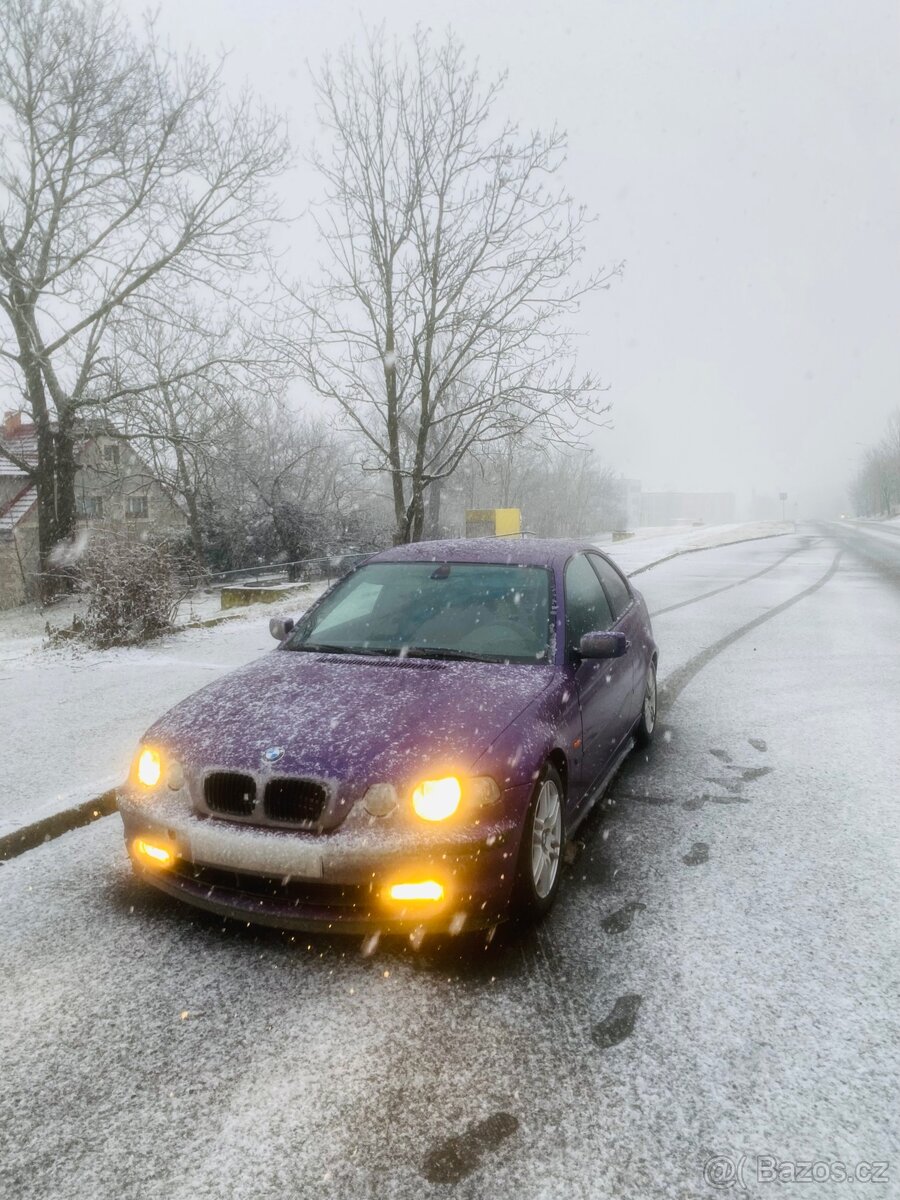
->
[531,778,562,898]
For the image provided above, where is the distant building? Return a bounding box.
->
[639,491,735,527]
[0,411,188,609]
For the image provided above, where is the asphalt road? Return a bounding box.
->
[1,525,898,1200]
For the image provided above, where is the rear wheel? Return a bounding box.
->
[634,660,658,747]
[513,763,566,921]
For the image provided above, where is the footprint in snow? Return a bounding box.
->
[422,1112,519,1184]
[682,842,709,866]
[592,994,642,1049]
[684,795,749,811]
[682,795,708,811]
[601,901,646,934]
[748,737,768,752]
[703,775,744,795]
[741,765,773,782]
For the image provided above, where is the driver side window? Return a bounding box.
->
[565,554,614,651]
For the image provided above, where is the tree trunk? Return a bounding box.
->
[185,490,205,565]
[172,437,205,567]
[391,471,408,545]
[55,405,79,546]
[10,299,59,601]
[33,427,59,601]
[407,484,426,542]
[425,477,442,538]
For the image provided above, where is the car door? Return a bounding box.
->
[564,553,635,796]
[589,552,642,725]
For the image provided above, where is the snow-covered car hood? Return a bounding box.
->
[145,648,556,793]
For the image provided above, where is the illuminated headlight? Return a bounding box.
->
[412,777,462,822]
[410,776,500,822]
[131,746,184,791]
[135,747,162,788]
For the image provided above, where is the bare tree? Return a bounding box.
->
[96,302,288,564]
[202,396,386,569]
[851,409,900,517]
[0,0,289,591]
[291,27,619,544]
[455,439,618,538]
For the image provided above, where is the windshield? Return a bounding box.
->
[285,561,552,663]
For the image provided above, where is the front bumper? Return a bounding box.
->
[118,785,531,934]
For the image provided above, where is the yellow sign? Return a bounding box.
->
[464,508,522,538]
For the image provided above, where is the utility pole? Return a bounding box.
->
[779,491,788,522]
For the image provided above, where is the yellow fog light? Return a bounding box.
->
[412,777,461,822]
[136,748,162,788]
[134,838,173,867]
[389,880,444,902]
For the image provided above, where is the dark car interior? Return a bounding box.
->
[286,561,553,662]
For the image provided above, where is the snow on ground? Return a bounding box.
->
[0,523,789,837]
[0,529,896,1200]
[0,585,326,836]
[838,518,900,547]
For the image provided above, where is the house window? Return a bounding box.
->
[103,444,120,466]
[126,495,149,519]
[77,496,104,519]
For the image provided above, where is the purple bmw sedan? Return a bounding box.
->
[118,538,658,935]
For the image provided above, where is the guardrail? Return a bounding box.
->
[199,552,372,589]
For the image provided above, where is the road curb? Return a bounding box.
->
[0,790,117,862]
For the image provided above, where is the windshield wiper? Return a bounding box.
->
[403,646,506,663]
[288,643,400,656]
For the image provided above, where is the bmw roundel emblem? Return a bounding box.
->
[263,746,284,764]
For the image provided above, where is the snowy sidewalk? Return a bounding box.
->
[0,589,324,838]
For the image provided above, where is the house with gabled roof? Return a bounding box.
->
[0,411,188,609]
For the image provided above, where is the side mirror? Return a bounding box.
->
[578,630,629,660]
[269,616,295,642]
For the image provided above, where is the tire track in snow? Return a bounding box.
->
[658,550,842,711]
[649,543,805,618]
[626,527,795,578]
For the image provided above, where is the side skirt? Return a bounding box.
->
[567,736,635,837]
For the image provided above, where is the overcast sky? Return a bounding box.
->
[123,0,900,515]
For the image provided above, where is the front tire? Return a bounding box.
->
[634,660,658,747]
[512,763,566,921]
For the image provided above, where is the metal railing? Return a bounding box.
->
[198,552,372,590]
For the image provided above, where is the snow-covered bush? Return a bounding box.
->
[78,532,182,648]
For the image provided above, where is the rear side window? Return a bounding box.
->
[565,554,614,648]
[590,554,633,620]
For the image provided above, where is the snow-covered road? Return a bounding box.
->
[0,527,898,1200]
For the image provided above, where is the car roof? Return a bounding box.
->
[367,536,608,572]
